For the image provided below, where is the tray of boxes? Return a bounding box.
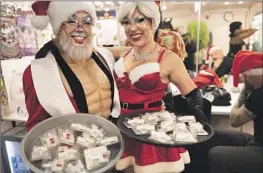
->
[20,113,124,173]
[117,110,214,147]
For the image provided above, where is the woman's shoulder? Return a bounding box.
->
[106,46,132,60]
[161,48,182,63]
[120,47,133,58]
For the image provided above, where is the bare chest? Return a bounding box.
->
[60,60,111,96]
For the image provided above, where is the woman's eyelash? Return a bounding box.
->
[122,20,130,25]
[136,18,145,23]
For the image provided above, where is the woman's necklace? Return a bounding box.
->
[132,43,157,61]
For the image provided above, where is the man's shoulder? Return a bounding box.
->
[95,47,113,56]
[94,47,115,64]
[31,52,54,64]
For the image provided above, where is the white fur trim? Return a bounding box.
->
[180,150,190,164]
[129,63,159,84]
[133,158,185,173]
[243,68,263,76]
[114,58,125,78]
[47,2,97,35]
[31,16,50,30]
[95,47,121,118]
[115,156,135,171]
[168,83,181,96]
[31,53,76,116]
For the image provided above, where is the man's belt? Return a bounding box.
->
[120,100,162,110]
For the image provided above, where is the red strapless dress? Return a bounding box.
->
[114,49,190,173]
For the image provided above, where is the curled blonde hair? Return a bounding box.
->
[117,2,160,31]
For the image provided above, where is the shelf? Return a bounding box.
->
[1,112,28,122]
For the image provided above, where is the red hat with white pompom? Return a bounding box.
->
[231,50,263,93]
[31,1,97,35]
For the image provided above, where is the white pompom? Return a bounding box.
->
[231,87,240,93]
[31,16,49,30]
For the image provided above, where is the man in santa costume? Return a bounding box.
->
[208,50,263,173]
[201,45,234,78]
[23,1,120,131]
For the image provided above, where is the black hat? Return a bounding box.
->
[229,21,242,36]
[160,17,173,30]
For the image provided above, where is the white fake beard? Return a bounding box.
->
[58,31,93,61]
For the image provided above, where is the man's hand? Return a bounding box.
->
[245,86,263,116]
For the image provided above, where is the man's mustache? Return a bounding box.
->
[70,32,88,38]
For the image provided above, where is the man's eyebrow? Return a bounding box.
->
[68,14,77,20]
[83,15,92,21]
[69,14,92,21]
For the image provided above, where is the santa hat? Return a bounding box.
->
[31,1,97,35]
[231,50,263,93]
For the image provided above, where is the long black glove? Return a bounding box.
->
[245,86,263,116]
[185,88,209,124]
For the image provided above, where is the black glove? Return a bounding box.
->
[245,86,263,116]
[185,88,209,124]
[108,115,119,125]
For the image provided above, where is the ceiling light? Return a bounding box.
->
[161,5,167,10]
[94,1,102,6]
[202,2,206,6]
[238,1,244,4]
[105,1,113,5]
[224,2,230,5]
[118,1,124,4]
[161,1,167,10]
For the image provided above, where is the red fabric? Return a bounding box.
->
[31,1,50,16]
[115,49,186,166]
[158,49,166,62]
[23,65,79,131]
[232,50,263,87]
[193,69,223,88]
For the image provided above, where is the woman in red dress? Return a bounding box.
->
[110,2,208,173]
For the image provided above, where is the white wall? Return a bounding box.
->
[250,2,263,51]
[163,3,262,56]
[201,8,249,55]
[250,2,263,18]
[163,9,198,34]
